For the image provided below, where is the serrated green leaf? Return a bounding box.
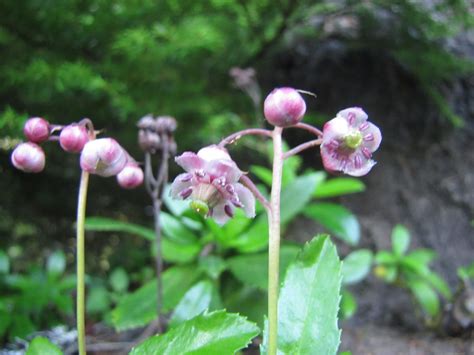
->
[340,289,357,319]
[392,224,411,256]
[407,279,440,317]
[0,250,10,274]
[169,280,214,328]
[304,203,360,245]
[342,249,373,285]
[227,245,300,290]
[314,177,365,198]
[281,173,321,225]
[131,310,259,355]
[262,236,342,354]
[47,251,66,276]
[111,265,201,331]
[26,337,62,355]
[223,285,267,329]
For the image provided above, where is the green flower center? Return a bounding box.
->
[344,131,363,149]
[190,200,209,216]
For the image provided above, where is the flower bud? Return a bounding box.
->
[155,116,177,134]
[11,142,46,173]
[263,87,306,127]
[117,162,144,189]
[23,117,50,143]
[80,138,127,177]
[59,124,89,153]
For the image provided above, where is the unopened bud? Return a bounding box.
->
[263,87,306,127]
[80,138,127,177]
[138,130,161,153]
[137,115,156,131]
[117,162,144,189]
[155,116,177,134]
[23,117,50,143]
[11,142,46,173]
[59,124,89,153]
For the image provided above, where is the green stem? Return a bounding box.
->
[76,170,89,355]
[268,126,284,355]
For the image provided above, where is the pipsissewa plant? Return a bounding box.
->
[11,118,143,355]
[162,87,382,354]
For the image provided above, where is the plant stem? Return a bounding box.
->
[283,138,322,159]
[218,128,272,147]
[76,170,89,355]
[268,126,284,355]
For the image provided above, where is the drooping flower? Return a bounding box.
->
[320,107,381,176]
[263,87,306,127]
[60,123,89,153]
[117,162,144,189]
[11,142,46,173]
[23,117,50,143]
[80,138,128,177]
[170,145,255,225]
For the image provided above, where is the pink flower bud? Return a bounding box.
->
[23,117,50,143]
[263,87,306,127]
[80,138,127,177]
[117,163,144,189]
[59,124,89,153]
[11,142,46,173]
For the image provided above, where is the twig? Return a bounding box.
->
[283,138,322,159]
[218,128,272,147]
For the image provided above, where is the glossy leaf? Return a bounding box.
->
[227,215,269,253]
[374,251,397,265]
[131,310,259,355]
[111,266,201,330]
[262,236,342,354]
[223,285,267,329]
[342,249,373,285]
[304,203,360,245]
[407,279,440,317]
[87,286,110,314]
[26,337,62,355]
[281,173,321,224]
[424,271,452,300]
[198,256,227,280]
[227,245,300,290]
[169,280,214,328]
[405,249,436,265]
[314,177,365,198]
[391,224,411,256]
[160,212,198,244]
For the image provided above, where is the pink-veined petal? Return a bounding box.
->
[361,122,382,152]
[175,152,205,172]
[197,145,232,162]
[170,173,194,198]
[344,159,376,177]
[206,159,242,183]
[322,116,350,144]
[234,183,256,218]
[212,202,233,225]
[337,107,368,127]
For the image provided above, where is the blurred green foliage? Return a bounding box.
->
[0,0,472,143]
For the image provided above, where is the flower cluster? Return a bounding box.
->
[137,115,177,155]
[11,117,143,189]
[170,145,255,225]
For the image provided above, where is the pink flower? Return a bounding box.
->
[320,107,381,177]
[117,162,144,189]
[11,142,46,173]
[60,123,89,153]
[171,145,255,225]
[23,117,50,143]
[264,87,306,127]
[80,138,128,177]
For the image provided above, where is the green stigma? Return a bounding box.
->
[344,131,363,149]
[190,200,209,217]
